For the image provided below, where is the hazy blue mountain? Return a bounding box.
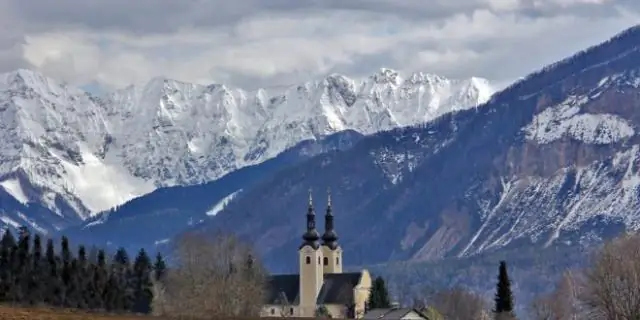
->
[63,130,364,252]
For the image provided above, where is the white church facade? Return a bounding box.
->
[261,191,372,318]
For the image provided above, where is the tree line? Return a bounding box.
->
[0,226,166,314]
[0,226,269,319]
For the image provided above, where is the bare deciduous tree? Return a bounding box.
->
[529,271,581,320]
[152,232,267,319]
[580,233,640,320]
[427,286,488,320]
[530,294,555,320]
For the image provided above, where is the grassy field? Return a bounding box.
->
[0,305,343,320]
[0,305,156,319]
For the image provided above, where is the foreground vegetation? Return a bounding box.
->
[0,305,153,319]
[0,226,162,313]
[3,224,640,319]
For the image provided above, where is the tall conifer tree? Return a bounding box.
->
[494,260,515,319]
[45,238,62,306]
[27,234,44,304]
[153,252,166,282]
[132,249,153,314]
[0,229,16,302]
[367,276,392,309]
[12,226,30,302]
[60,236,73,306]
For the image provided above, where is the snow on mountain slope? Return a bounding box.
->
[0,70,154,222]
[196,25,640,269]
[0,67,494,231]
[523,74,637,145]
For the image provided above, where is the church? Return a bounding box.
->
[261,190,372,318]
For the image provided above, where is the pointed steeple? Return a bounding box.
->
[301,188,320,249]
[322,187,338,250]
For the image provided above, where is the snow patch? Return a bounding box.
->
[0,215,20,229]
[49,144,156,215]
[0,179,29,205]
[524,95,635,144]
[154,238,170,245]
[207,189,243,216]
[16,212,48,234]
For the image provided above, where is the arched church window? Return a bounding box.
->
[290,307,294,315]
[306,256,311,264]
[336,257,340,265]
[318,256,321,264]
[323,257,328,266]
[271,309,275,315]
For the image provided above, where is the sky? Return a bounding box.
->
[1,0,639,92]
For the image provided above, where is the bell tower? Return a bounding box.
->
[298,189,324,316]
[321,188,343,274]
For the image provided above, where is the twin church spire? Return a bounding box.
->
[301,188,339,250]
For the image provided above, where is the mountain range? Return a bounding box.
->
[4,20,640,308]
[180,24,640,275]
[61,24,640,283]
[0,68,493,236]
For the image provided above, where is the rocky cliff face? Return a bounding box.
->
[198,25,640,271]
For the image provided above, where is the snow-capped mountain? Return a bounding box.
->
[192,25,640,270]
[0,68,494,232]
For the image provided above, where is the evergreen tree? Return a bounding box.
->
[0,229,153,313]
[89,249,108,310]
[153,252,166,281]
[104,247,131,311]
[494,260,515,318]
[75,246,89,309]
[0,229,16,302]
[65,258,83,308]
[44,238,63,306]
[12,226,31,303]
[27,234,45,304]
[60,236,74,307]
[103,268,122,311]
[131,249,153,314]
[367,276,391,309]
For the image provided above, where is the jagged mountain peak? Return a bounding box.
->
[0,69,84,98]
[0,66,494,233]
[369,67,401,85]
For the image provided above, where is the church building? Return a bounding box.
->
[261,190,372,318]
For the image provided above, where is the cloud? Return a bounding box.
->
[1,0,638,91]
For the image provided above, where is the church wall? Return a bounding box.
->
[325,304,347,318]
[400,311,428,320]
[353,270,373,318]
[261,305,297,317]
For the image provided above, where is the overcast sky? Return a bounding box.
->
[1,0,638,91]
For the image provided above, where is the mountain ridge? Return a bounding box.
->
[194,24,640,270]
[0,67,493,233]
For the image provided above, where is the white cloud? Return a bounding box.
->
[1,0,638,90]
